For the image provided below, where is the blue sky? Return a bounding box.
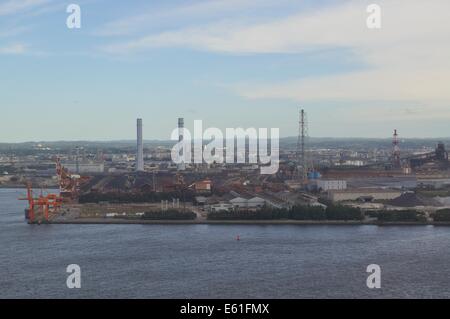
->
[1,0,450,142]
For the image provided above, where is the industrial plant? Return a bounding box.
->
[2,110,450,225]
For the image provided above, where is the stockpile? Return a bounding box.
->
[388,192,440,207]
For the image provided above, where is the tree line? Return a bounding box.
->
[142,209,196,220]
[207,205,364,221]
[79,191,195,204]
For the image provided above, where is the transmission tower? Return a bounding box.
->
[296,109,308,182]
[392,129,401,168]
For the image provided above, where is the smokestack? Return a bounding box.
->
[136,118,144,172]
[178,118,184,142]
[177,118,185,170]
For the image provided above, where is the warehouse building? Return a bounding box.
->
[328,188,403,202]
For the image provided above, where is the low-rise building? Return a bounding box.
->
[316,179,347,191]
[328,188,403,202]
[210,203,234,212]
[63,162,105,174]
[247,197,266,208]
[229,197,249,209]
[189,179,212,193]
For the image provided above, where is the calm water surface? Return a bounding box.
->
[1,188,450,298]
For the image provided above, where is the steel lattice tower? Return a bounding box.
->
[392,129,401,168]
[296,109,308,182]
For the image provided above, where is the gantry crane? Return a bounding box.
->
[55,157,89,201]
[19,183,63,223]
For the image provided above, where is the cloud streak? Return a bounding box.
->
[0,43,28,54]
[0,25,30,37]
[99,0,450,122]
[0,0,51,16]
[94,0,299,37]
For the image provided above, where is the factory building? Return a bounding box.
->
[347,176,418,189]
[63,162,104,174]
[328,189,403,202]
[316,179,347,191]
[209,203,234,212]
[189,179,212,193]
[229,196,266,209]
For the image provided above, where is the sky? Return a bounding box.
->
[1,0,450,142]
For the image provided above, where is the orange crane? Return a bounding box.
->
[19,183,63,223]
[56,157,79,200]
[55,157,89,201]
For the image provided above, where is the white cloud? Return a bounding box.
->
[230,0,450,114]
[0,0,51,16]
[237,68,450,102]
[0,43,28,54]
[95,0,296,37]
[102,0,450,58]
[100,0,450,122]
[0,26,30,37]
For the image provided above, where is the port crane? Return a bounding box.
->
[55,157,89,201]
[56,157,79,199]
[19,183,63,223]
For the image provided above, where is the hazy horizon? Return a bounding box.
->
[2,135,450,146]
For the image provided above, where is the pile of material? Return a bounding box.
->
[388,192,440,207]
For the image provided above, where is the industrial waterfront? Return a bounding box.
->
[1,110,450,226]
[2,188,450,299]
[2,0,450,304]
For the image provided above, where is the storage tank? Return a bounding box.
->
[308,171,322,180]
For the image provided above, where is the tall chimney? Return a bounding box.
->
[177,118,185,170]
[178,118,184,142]
[136,118,144,171]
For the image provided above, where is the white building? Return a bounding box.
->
[229,196,266,209]
[63,162,105,174]
[247,197,266,208]
[317,179,347,191]
[210,203,234,212]
[229,197,249,209]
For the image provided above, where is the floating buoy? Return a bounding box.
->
[236,235,240,241]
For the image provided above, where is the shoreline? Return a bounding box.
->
[0,185,58,189]
[0,185,28,189]
[47,218,450,226]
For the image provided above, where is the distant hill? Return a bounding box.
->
[1,137,449,151]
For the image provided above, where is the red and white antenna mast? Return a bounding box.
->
[392,129,401,168]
